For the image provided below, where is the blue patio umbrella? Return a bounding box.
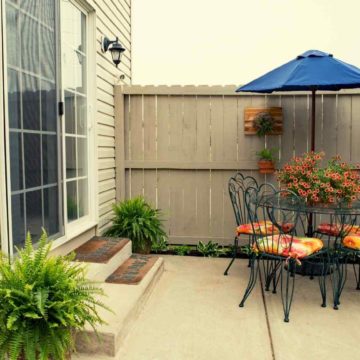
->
[236,50,360,150]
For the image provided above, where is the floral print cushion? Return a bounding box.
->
[253,235,323,259]
[237,221,275,235]
[316,223,360,236]
[342,235,360,250]
[237,221,293,235]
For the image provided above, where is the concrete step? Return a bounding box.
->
[73,236,132,282]
[75,256,164,357]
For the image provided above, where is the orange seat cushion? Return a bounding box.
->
[254,235,323,259]
[317,223,360,237]
[342,235,360,250]
[237,221,293,235]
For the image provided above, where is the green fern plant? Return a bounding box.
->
[103,197,167,254]
[253,112,275,136]
[196,241,229,257]
[151,237,168,253]
[0,231,108,360]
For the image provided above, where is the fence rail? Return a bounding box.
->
[114,85,360,245]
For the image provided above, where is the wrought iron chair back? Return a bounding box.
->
[224,173,259,275]
[245,187,302,256]
[228,173,259,226]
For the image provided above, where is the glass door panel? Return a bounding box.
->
[61,0,89,224]
[5,0,63,249]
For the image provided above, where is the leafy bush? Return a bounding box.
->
[0,231,107,360]
[103,197,167,253]
[171,245,192,256]
[151,237,169,253]
[196,241,229,257]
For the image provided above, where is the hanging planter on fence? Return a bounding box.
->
[244,107,283,135]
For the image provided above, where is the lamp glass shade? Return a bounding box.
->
[110,42,125,67]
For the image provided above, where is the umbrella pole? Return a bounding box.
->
[311,89,316,152]
[307,89,316,237]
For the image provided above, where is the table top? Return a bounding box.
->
[258,194,360,215]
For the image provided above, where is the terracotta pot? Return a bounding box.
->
[258,160,275,174]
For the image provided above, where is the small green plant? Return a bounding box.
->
[151,237,168,253]
[256,148,276,161]
[196,241,228,257]
[240,244,255,255]
[172,245,192,256]
[254,112,275,136]
[103,197,167,254]
[0,231,108,360]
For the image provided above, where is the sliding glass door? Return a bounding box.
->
[4,0,91,252]
[5,0,63,249]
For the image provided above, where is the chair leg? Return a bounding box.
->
[264,259,280,293]
[272,260,281,294]
[280,260,295,323]
[239,255,259,307]
[332,255,348,310]
[318,255,328,308]
[224,237,238,276]
[264,259,273,291]
[247,235,252,268]
[353,258,360,290]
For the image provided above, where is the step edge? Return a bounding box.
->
[113,258,164,354]
[76,257,164,357]
[85,241,133,281]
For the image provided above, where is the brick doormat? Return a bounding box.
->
[105,254,158,285]
[73,237,130,263]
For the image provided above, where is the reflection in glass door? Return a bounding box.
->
[5,0,63,249]
[61,0,89,224]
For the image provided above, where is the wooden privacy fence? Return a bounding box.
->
[114,85,360,245]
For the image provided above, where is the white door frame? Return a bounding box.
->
[1,0,12,255]
[0,0,98,254]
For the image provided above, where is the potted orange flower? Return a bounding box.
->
[277,152,360,204]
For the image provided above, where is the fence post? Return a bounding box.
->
[114,85,126,201]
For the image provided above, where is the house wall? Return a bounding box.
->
[91,0,132,234]
[115,85,360,246]
[0,0,132,254]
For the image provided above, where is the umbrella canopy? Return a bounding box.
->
[236,50,360,93]
[236,50,360,151]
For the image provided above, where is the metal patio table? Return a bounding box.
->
[257,194,360,276]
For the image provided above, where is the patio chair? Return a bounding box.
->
[315,216,360,298]
[239,188,325,322]
[328,215,360,309]
[224,173,259,275]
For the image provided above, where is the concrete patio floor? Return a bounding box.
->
[98,256,360,360]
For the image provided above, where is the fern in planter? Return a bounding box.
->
[253,112,275,136]
[103,197,167,254]
[0,231,108,360]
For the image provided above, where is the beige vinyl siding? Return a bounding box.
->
[92,0,132,233]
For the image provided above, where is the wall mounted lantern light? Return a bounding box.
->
[101,36,126,67]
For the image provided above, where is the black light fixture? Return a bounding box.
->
[101,36,126,67]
